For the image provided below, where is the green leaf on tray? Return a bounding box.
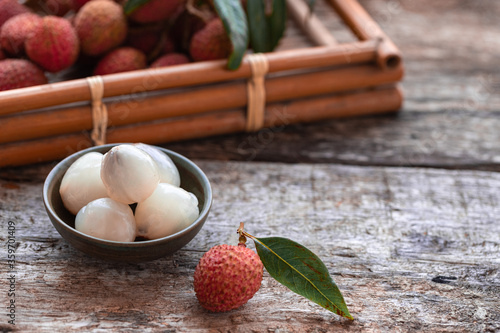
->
[247,0,287,53]
[123,0,150,15]
[252,236,353,319]
[214,0,249,70]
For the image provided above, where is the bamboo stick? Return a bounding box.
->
[328,0,402,69]
[0,40,379,116]
[287,0,338,46]
[0,85,402,167]
[0,63,404,144]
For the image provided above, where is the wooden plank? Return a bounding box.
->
[0,161,498,332]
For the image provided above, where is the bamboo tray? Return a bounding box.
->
[0,0,404,167]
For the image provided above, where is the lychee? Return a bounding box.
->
[72,0,91,11]
[74,0,127,56]
[0,13,42,56]
[126,24,163,56]
[171,8,213,53]
[93,47,146,75]
[39,0,74,16]
[193,244,263,312]
[0,0,30,29]
[0,59,47,91]
[127,0,185,24]
[189,18,233,62]
[150,53,189,68]
[25,16,79,72]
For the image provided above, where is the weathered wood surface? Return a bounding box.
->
[164,0,500,170]
[1,162,499,332]
[1,0,500,332]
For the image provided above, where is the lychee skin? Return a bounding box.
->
[39,0,74,16]
[74,0,127,56]
[0,13,42,56]
[93,47,146,75]
[150,53,189,68]
[0,0,30,29]
[194,244,263,312]
[128,0,184,24]
[0,59,47,91]
[25,16,79,73]
[189,18,233,62]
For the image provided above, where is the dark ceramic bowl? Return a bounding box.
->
[43,143,212,263]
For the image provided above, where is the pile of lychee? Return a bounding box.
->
[0,0,233,91]
[59,143,200,242]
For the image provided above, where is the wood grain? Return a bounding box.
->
[1,161,499,332]
[0,1,499,332]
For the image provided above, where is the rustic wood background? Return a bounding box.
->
[1,0,499,332]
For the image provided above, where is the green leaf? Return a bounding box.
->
[214,0,249,70]
[252,236,353,319]
[247,0,270,52]
[267,0,286,51]
[247,0,287,53]
[123,0,151,15]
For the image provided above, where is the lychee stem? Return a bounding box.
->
[237,222,256,247]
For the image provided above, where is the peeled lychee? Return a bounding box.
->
[75,197,137,242]
[0,13,42,56]
[25,16,79,72]
[100,144,160,205]
[189,18,232,62]
[150,53,189,68]
[74,0,127,56]
[93,47,146,75]
[135,183,199,240]
[194,244,263,312]
[0,0,30,29]
[128,0,184,24]
[0,59,47,91]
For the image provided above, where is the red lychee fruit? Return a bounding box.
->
[0,0,30,29]
[150,53,189,68]
[74,0,127,56]
[25,16,79,73]
[162,34,177,55]
[189,18,233,62]
[93,47,146,75]
[126,24,163,56]
[0,59,47,91]
[0,13,42,56]
[193,244,263,312]
[128,0,184,23]
[72,0,91,11]
[39,0,74,16]
[171,9,213,53]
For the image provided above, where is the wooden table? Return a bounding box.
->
[1,1,499,331]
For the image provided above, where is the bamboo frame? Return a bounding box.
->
[0,0,404,167]
[0,86,402,167]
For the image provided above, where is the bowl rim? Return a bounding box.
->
[42,143,212,248]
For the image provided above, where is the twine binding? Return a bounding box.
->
[86,76,108,146]
[246,53,269,132]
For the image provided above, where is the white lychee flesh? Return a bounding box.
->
[134,143,180,187]
[59,152,108,215]
[100,144,160,204]
[75,198,137,242]
[135,183,199,240]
